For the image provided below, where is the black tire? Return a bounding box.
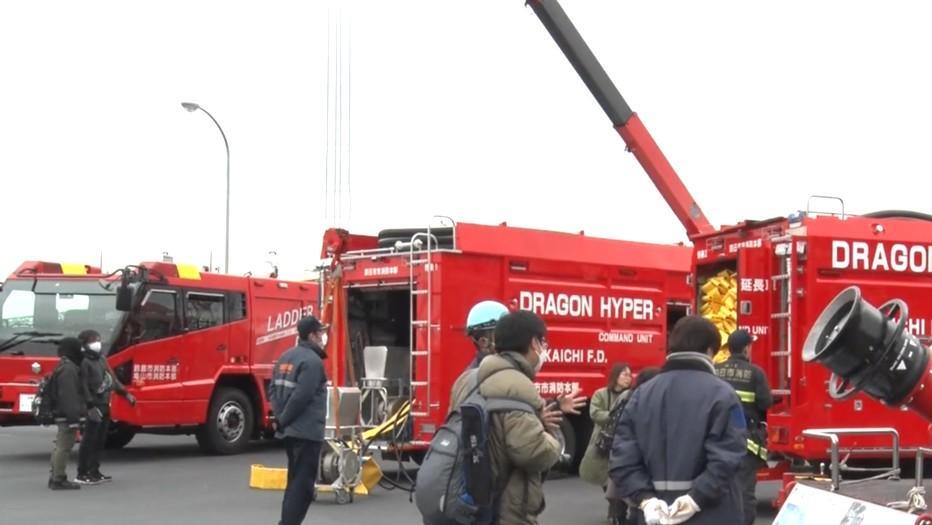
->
[104,423,136,450]
[196,387,255,455]
[376,227,455,249]
[554,417,579,473]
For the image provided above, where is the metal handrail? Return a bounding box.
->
[338,216,459,261]
[802,427,901,491]
[340,248,462,262]
[917,447,932,488]
[806,195,847,219]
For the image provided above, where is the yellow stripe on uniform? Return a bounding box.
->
[176,263,202,280]
[60,263,87,275]
[736,390,756,403]
[746,439,768,460]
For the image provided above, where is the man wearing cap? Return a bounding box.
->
[268,316,329,525]
[715,328,773,525]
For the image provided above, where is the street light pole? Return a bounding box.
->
[181,102,230,274]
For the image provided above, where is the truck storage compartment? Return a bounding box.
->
[347,288,411,400]
[697,261,738,352]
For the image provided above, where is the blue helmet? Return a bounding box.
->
[466,300,509,335]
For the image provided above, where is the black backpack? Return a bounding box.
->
[32,362,63,426]
[415,367,536,525]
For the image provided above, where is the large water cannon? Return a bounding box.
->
[802,286,932,420]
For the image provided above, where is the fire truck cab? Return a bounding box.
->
[322,220,692,467]
[0,260,318,454]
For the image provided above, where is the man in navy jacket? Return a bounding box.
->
[610,316,746,525]
[269,316,329,525]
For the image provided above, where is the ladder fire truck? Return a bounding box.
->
[0,260,317,454]
[524,0,932,480]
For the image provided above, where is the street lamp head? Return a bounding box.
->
[181,102,200,112]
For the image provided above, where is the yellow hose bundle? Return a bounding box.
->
[700,269,738,364]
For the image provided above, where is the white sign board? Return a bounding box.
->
[18,394,35,414]
[773,483,916,525]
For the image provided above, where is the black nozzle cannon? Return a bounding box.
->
[803,286,932,420]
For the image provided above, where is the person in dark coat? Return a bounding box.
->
[715,329,773,525]
[268,316,329,525]
[48,337,86,490]
[610,316,747,525]
[76,329,136,484]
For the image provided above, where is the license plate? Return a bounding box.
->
[18,394,35,414]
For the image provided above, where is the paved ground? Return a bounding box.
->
[0,426,779,524]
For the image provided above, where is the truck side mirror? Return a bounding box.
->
[116,285,134,312]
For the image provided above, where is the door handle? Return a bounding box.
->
[217,344,227,352]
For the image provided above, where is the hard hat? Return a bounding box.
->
[466,300,509,335]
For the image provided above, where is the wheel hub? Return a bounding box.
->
[217,401,245,442]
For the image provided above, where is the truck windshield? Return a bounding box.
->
[0,279,124,357]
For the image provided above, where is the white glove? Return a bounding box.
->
[640,497,669,525]
[661,495,701,525]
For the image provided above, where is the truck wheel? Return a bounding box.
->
[553,418,579,473]
[196,387,254,455]
[105,423,136,450]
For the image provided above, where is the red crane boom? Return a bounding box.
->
[526,0,715,238]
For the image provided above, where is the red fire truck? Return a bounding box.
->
[319,221,692,466]
[526,0,932,474]
[0,260,317,454]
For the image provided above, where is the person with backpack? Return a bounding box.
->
[432,310,561,525]
[610,316,747,525]
[580,363,633,524]
[75,329,136,485]
[268,316,329,525]
[47,337,87,490]
[450,301,586,418]
[464,300,510,369]
[449,300,511,410]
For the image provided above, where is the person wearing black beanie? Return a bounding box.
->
[48,337,87,490]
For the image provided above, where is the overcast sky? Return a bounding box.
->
[2,1,931,280]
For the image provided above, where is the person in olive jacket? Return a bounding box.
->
[48,337,86,490]
[580,363,633,523]
[449,310,562,525]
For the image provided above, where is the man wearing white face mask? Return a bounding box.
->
[452,310,562,525]
[268,315,329,525]
[76,329,136,485]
